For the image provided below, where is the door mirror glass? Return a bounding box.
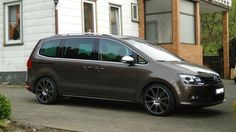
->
[121,56,134,65]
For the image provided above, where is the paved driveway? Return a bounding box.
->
[0,80,236,132]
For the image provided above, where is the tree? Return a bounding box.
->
[201,0,236,56]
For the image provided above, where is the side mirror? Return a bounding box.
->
[121,56,134,66]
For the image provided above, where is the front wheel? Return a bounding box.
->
[35,77,58,104]
[142,84,175,116]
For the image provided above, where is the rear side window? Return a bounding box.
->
[63,38,96,60]
[39,40,61,57]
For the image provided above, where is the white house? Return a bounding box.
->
[0,0,139,83]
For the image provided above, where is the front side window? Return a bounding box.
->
[145,0,172,44]
[83,1,96,32]
[39,40,61,57]
[4,2,22,45]
[110,5,122,35]
[63,38,96,60]
[99,39,132,62]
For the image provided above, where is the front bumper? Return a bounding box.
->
[177,82,225,106]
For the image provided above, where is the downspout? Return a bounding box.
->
[54,0,59,34]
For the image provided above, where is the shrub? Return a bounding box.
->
[234,101,236,118]
[0,94,11,120]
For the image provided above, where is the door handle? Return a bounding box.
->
[95,67,104,72]
[82,66,92,71]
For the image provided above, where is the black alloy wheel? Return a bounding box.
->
[143,84,175,116]
[35,77,58,104]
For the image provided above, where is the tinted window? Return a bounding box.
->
[39,40,61,57]
[99,39,132,62]
[137,55,148,64]
[63,38,96,60]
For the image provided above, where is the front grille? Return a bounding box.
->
[201,76,222,84]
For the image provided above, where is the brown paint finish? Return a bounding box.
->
[26,34,225,115]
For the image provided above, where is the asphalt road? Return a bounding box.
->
[0,80,236,132]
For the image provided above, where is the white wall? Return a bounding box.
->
[58,0,139,36]
[0,0,55,72]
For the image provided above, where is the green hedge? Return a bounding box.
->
[0,94,11,120]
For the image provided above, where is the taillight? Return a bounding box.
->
[27,58,32,69]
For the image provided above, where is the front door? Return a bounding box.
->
[92,38,138,100]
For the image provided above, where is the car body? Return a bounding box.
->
[25,34,225,116]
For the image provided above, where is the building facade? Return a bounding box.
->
[0,0,232,83]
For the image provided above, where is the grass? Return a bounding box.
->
[234,101,236,118]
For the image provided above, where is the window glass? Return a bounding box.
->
[146,13,172,43]
[83,2,95,32]
[63,38,95,60]
[99,39,132,62]
[5,2,22,44]
[145,0,172,44]
[123,38,183,62]
[145,0,171,14]
[180,0,195,44]
[137,55,148,64]
[110,5,121,35]
[39,40,61,57]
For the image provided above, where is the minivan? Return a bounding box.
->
[26,34,224,116]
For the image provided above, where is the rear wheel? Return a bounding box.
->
[35,77,58,104]
[142,84,175,116]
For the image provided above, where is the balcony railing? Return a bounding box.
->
[202,0,232,8]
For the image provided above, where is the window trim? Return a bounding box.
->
[109,4,122,35]
[4,1,23,46]
[82,0,97,33]
[131,3,139,22]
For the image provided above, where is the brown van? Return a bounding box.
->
[25,34,224,116]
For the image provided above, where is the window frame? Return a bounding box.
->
[131,3,139,22]
[4,1,23,46]
[180,0,196,44]
[109,4,122,35]
[145,0,173,44]
[82,0,97,33]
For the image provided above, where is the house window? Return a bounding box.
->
[131,3,139,22]
[4,2,22,45]
[110,5,122,35]
[180,0,195,44]
[145,0,172,44]
[83,1,96,33]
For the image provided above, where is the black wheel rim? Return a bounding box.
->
[144,86,170,115]
[36,79,54,103]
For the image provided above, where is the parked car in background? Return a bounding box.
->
[25,34,225,116]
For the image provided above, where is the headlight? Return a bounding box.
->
[178,74,204,86]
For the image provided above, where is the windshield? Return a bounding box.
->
[123,38,183,62]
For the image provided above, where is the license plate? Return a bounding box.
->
[216,88,224,95]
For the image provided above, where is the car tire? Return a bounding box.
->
[234,78,236,84]
[35,77,58,104]
[142,84,175,116]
